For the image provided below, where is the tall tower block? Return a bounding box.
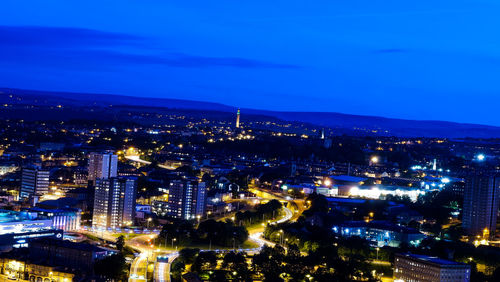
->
[236,108,240,128]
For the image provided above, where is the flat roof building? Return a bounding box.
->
[88,152,117,185]
[394,253,470,282]
[92,177,137,229]
[332,220,425,248]
[0,209,63,250]
[20,167,49,199]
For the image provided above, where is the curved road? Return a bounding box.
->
[127,186,300,281]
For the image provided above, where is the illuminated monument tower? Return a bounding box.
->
[235,108,241,128]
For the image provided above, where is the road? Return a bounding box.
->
[148,205,293,281]
[80,230,157,281]
[155,252,179,282]
[125,155,177,170]
[126,186,300,281]
[129,252,149,282]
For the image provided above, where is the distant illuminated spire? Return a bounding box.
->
[236,108,240,128]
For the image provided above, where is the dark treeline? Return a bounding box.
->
[235,199,282,226]
[159,219,248,248]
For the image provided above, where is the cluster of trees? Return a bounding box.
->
[173,243,381,282]
[159,219,248,248]
[269,192,500,281]
[94,253,128,281]
[93,235,129,281]
[205,135,367,164]
[172,248,251,281]
[234,199,282,226]
[386,189,462,236]
[256,244,380,281]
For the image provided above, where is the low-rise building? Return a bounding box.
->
[27,207,81,232]
[332,220,426,247]
[394,253,471,282]
[0,257,75,282]
[29,238,113,272]
[0,209,63,251]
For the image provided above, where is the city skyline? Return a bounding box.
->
[1,1,500,125]
[0,2,499,281]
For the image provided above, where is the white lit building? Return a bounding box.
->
[87,152,118,185]
[394,253,470,282]
[92,177,137,229]
[20,167,50,199]
[27,207,81,232]
[0,210,63,249]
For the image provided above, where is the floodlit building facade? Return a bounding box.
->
[165,179,206,220]
[394,253,470,282]
[87,152,118,185]
[20,167,50,199]
[92,177,137,229]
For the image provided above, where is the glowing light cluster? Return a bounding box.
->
[349,186,426,202]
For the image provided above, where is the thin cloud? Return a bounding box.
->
[0,25,143,48]
[0,25,300,69]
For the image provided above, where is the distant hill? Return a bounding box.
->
[1,87,500,138]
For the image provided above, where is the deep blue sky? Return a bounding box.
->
[1,0,500,125]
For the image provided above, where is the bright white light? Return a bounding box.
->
[350,186,359,195]
[476,154,485,161]
[324,178,332,187]
[441,177,450,184]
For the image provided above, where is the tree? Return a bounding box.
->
[94,253,127,281]
[116,235,125,251]
[192,251,217,273]
[196,220,248,247]
[178,248,200,265]
[252,245,284,282]
[222,251,251,281]
[171,260,186,281]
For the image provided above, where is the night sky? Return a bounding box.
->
[1,1,499,125]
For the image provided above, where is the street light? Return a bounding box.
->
[376,247,380,260]
[172,238,177,250]
[147,218,152,229]
[324,178,332,187]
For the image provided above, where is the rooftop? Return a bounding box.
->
[338,220,422,234]
[397,253,469,267]
[331,175,367,183]
[31,238,111,253]
[0,209,34,223]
